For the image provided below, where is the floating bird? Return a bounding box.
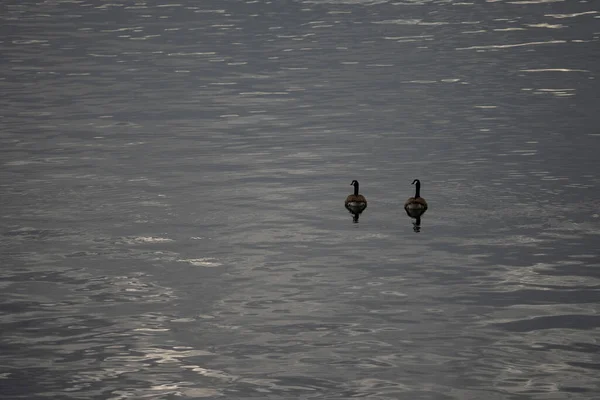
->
[345,180,367,222]
[404,179,427,232]
[404,179,427,214]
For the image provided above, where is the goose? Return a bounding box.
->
[404,179,428,218]
[345,180,367,216]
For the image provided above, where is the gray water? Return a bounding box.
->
[1,0,600,399]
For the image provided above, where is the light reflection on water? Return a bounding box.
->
[1,0,600,398]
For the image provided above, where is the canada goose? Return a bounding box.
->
[404,179,428,218]
[345,180,367,218]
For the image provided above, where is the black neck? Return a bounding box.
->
[354,182,359,196]
[414,181,421,198]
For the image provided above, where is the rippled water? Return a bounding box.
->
[1,0,599,398]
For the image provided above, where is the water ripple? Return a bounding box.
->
[1,0,599,398]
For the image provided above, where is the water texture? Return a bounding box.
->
[1,0,599,398]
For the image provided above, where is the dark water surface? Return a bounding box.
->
[1,0,599,398]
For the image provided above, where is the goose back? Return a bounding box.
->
[404,179,428,212]
[346,180,367,214]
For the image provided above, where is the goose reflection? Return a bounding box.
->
[345,180,367,223]
[405,208,425,232]
[404,179,428,232]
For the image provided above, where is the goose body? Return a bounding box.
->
[345,180,367,215]
[404,179,427,218]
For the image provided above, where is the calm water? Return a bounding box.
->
[1,0,600,398]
